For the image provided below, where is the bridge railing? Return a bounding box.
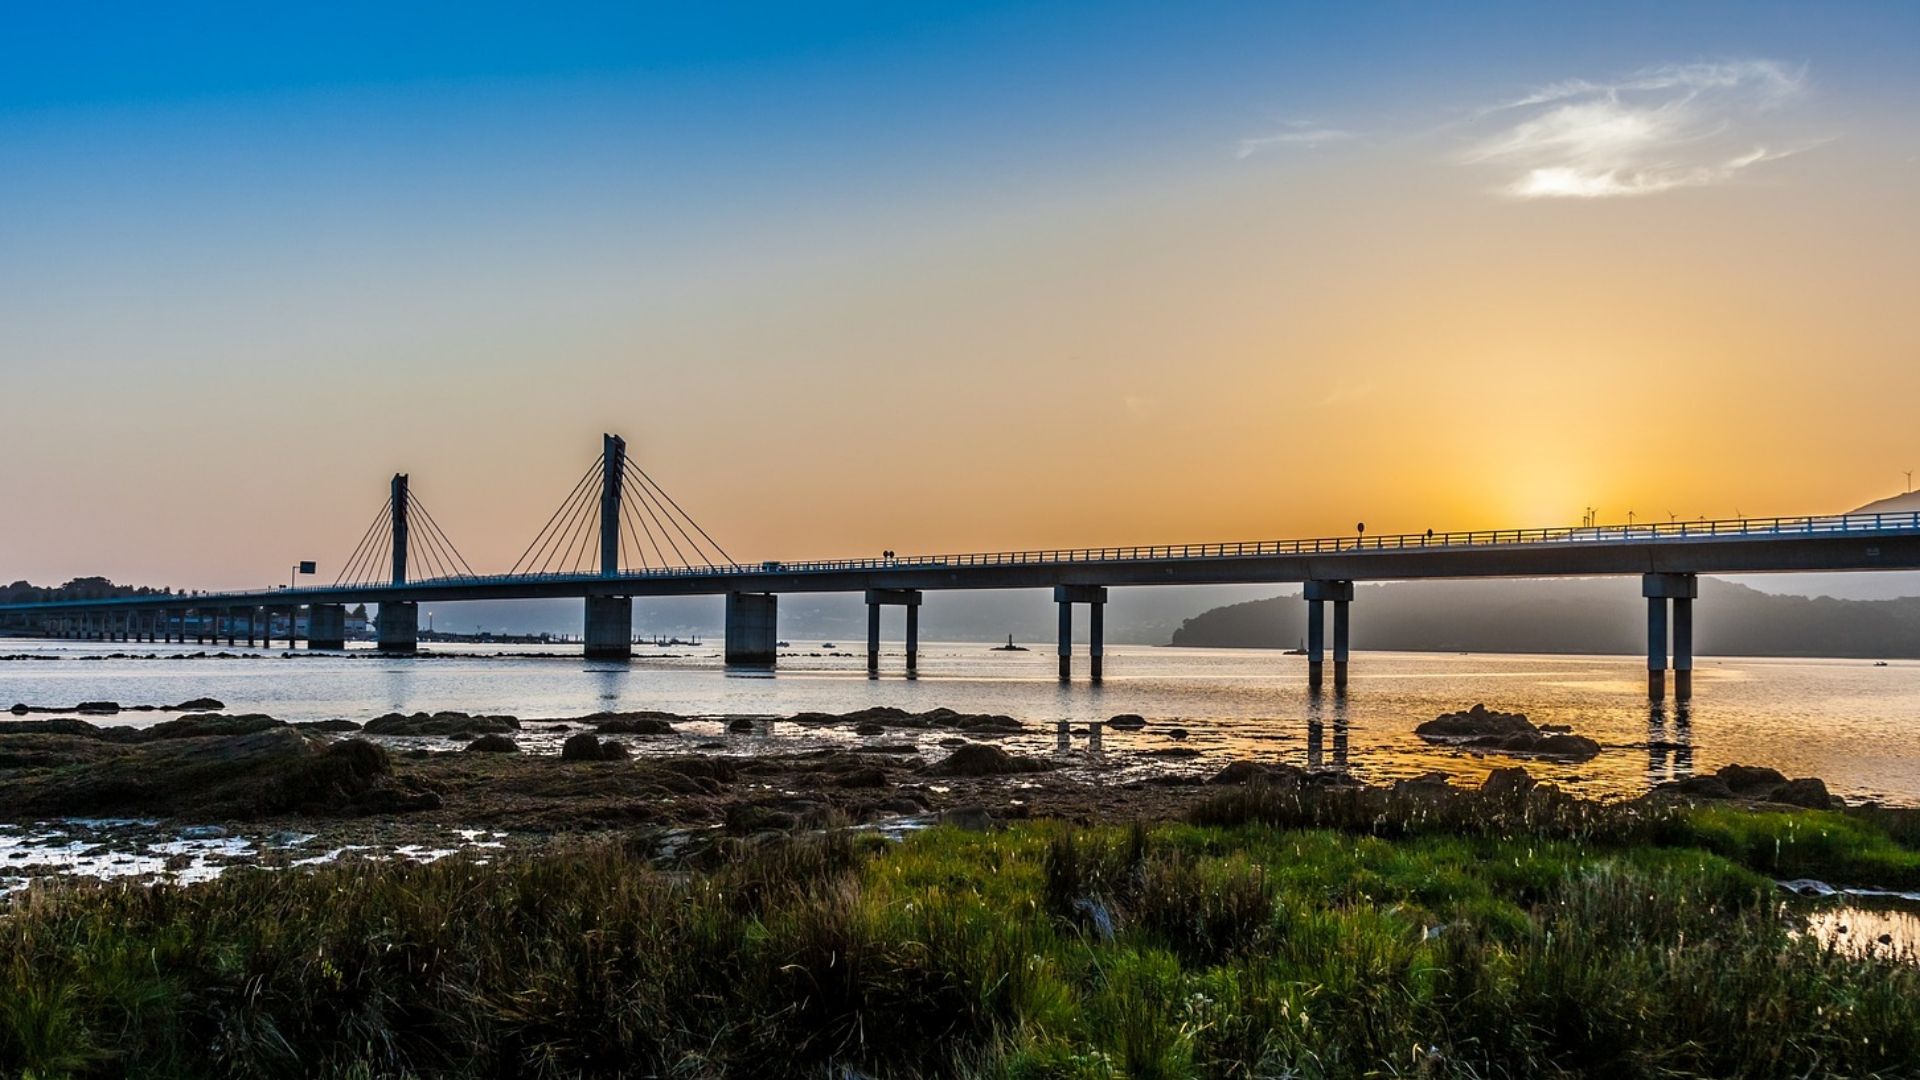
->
[15,510,1920,606]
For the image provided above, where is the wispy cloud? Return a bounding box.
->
[1461,60,1820,198]
[1236,121,1356,159]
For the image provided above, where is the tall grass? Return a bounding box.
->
[3,808,1918,1078]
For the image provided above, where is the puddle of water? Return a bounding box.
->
[1781,880,1920,961]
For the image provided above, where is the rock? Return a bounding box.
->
[1716,764,1789,794]
[1656,775,1737,799]
[1207,760,1305,786]
[834,767,889,789]
[1416,704,1536,740]
[1480,767,1537,798]
[293,719,363,732]
[1106,714,1148,731]
[853,722,888,736]
[1143,747,1203,759]
[464,734,520,753]
[75,701,121,715]
[8,703,27,715]
[591,715,676,735]
[0,718,105,738]
[179,825,229,839]
[924,744,1055,778]
[144,714,285,740]
[562,733,628,762]
[955,715,1023,734]
[1394,771,1453,791]
[1773,777,1835,809]
[363,711,520,737]
[727,718,755,733]
[937,737,968,748]
[1164,728,1190,741]
[938,806,998,832]
[170,698,225,712]
[1529,733,1602,761]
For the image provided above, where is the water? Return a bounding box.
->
[5,640,1920,804]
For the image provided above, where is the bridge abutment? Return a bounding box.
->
[1054,585,1108,682]
[378,602,418,653]
[1642,573,1698,701]
[724,592,779,667]
[584,596,634,660]
[309,604,347,650]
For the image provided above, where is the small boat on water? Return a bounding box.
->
[992,634,1028,652]
[821,643,836,650]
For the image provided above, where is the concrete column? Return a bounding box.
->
[867,601,882,676]
[225,610,237,647]
[1673,597,1693,702]
[1646,597,1668,700]
[1088,600,1104,683]
[378,601,418,653]
[391,473,410,586]
[905,603,920,676]
[583,595,633,660]
[289,606,300,649]
[1306,599,1325,691]
[309,604,347,650]
[600,434,625,576]
[246,607,256,647]
[1056,597,1073,681]
[724,592,779,667]
[1332,600,1351,690]
[1641,573,1698,702]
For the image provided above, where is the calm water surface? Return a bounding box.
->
[4,640,1919,805]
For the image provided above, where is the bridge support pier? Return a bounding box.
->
[378,602,418,653]
[724,592,778,667]
[864,589,923,677]
[309,604,347,650]
[1303,581,1352,692]
[1054,585,1108,683]
[584,596,633,660]
[1642,573,1698,701]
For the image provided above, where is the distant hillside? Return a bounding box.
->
[1169,577,1920,658]
[1853,491,1920,515]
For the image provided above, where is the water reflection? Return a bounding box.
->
[1306,691,1350,774]
[1646,703,1694,785]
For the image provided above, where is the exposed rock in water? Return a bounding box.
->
[1164,728,1190,741]
[727,717,756,734]
[787,707,1023,734]
[293,719,364,732]
[1653,764,1838,809]
[1415,704,1536,740]
[363,711,521,737]
[561,733,630,762]
[464,734,520,753]
[1207,760,1306,787]
[1106,714,1148,731]
[853,722,887,736]
[923,744,1055,778]
[75,701,121,715]
[587,713,678,735]
[1417,705,1601,762]
[169,697,225,712]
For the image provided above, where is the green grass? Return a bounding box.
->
[4,799,1920,1078]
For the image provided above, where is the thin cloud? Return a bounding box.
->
[1461,60,1820,198]
[1236,121,1356,159]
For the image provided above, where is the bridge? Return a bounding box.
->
[6,433,1920,702]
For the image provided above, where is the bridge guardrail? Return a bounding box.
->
[15,511,1920,606]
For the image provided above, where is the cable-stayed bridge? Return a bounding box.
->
[6,432,1920,702]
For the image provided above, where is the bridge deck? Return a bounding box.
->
[7,511,1920,613]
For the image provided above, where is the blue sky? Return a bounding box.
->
[3,3,1919,588]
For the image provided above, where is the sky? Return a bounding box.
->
[3,1,1919,593]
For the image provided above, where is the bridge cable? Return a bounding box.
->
[412,498,469,581]
[628,461,735,567]
[621,473,669,570]
[407,492,477,578]
[535,463,602,576]
[623,464,695,568]
[617,488,654,571]
[332,496,394,587]
[508,458,601,577]
[339,501,393,589]
[622,459,706,567]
